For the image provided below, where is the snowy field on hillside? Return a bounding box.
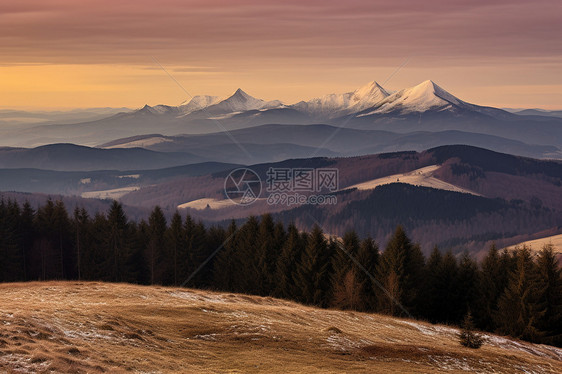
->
[345,165,480,195]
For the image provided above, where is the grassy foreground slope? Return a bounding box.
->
[0,282,561,373]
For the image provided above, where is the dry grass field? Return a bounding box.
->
[506,234,562,255]
[0,282,561,373]
[344,165,479,196]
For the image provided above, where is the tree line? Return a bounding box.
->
[0,198,560,347]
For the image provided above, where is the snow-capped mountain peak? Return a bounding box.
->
[349,81,390,110]
[134,79,474,121]
[208,88,283,113]
[179,95,222,113]
[362,80,464,115]
[294,80,390,118]
[225,88,263,108]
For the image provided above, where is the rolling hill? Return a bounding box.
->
[115,145,562,254]
[1,145,560,254]
[0,282,560,373]
[0,144,206,171]
[0,161,240,195]
[100,124,561,160]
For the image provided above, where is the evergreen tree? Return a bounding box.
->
[186,221,209,287]
[232,216,260,293]
[213,220,239,291]
[476,243,504,330]
[456,252,479,323]
[147,206,167,285]
[166,211,184,286]
[354,237,379,312]
[330,230,360,309]
[256,214,279,295]
[422,246,444,322]
[128,219,150,285]
[34,199,61,279]
[274,223,304,299]
[435,250,459,323]
[0,199,22,281]
[377,226,424,316]
[535,244,562,346]
[82,213,110,281]
[72,207,90,281]
[496,246,545,342]
[181,214,196,284]
[106,201,129,282]
[19,201,35,281]
[294,225,332,306]
[459,311,484,349]
[52,200,73,279]
[201,225,226,287]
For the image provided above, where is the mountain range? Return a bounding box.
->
[1,80,561,163]
[1,80,561,254]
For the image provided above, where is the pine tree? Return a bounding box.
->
[354,237,379,311]
[81,213,109,281]
[535,244,562,346]
[181,214,196,284]
[19,201,35,281]
[436,250,459,323]
[0,199,21,281]
[233,216,260,293]
[166,211,184,286]
[456,252,479,323]
[476,243,504,330]
[256,214,279,295]
[269,221,287,291]
[72,207,90,281]
[186,221,209,287]
[201,225,226,287]
[106,201,129,282]
[52,200,73,279]
[330,231,360,309]
[459,311,484,349]
[128,219,150,285]
[213,220,238,291]
[422,246,443,322]
[377,226,424,316]
[147,206,167,285]
[274,223,304,299]
[496,246,545,342]
[294,225,332,306]
[34,199,61,280]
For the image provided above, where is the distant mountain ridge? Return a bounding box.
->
[2,80,562,161]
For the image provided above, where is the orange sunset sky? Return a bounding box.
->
[1,0,561,110]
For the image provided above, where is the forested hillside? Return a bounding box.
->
[273,183,562,254]
[1,198,560,347]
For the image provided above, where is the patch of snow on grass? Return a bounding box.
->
[483,334,562,361]
[398,320,458,337]
[168,290,228,304]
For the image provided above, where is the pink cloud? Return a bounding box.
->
[0,0,559,66]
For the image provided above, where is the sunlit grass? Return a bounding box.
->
[0,282,560,373]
